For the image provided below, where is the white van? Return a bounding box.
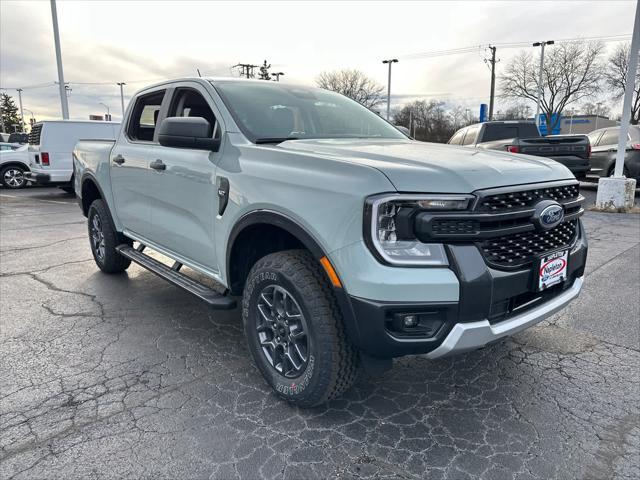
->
[25,120,120,191]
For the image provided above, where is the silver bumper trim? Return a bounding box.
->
[425,276,584,359]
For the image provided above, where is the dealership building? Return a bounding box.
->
[557,115,618,135]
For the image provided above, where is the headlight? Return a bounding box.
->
[366,194,474,266]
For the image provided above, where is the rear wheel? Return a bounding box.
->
[1,165,27,189]
[87,199,131,273]
[242,250,359,407]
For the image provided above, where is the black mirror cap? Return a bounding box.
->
[158,116,220,151]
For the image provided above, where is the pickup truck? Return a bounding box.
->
[74,78,587,407]
[448,121,591,179]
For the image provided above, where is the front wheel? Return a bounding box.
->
[1,165,27,189]
[87,199,131,273]
[242,250,359,407]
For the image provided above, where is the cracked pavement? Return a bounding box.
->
[1,187,639,479]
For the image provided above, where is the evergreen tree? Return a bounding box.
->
[0,93,24,132]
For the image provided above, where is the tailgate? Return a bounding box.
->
[518,136,590,159]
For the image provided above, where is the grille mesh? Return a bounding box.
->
[478,184,579,212]
[478,220,578,268]
[431,219,479,235]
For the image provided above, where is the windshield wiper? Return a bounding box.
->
[254,137,299,144]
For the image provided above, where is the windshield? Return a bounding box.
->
[212,80,406,143]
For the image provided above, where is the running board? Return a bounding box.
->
[116,244,237,310]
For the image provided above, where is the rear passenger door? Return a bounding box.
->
[111,88,169,241]
[147,82,224,274]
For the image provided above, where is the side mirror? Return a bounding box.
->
[158,116,220,151]
[395,125,411,137]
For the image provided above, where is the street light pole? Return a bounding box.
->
[595,102,602,130]
[533,40,554,131]
[50,0,69,119]
[613,3,640,177]
[117,82,126,117]
[16,88,25,131]
[99,102,110,121]
[382,59,398,120]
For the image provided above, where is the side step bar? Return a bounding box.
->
[116,244,237,310]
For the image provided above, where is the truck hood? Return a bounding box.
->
[279,139,574,193]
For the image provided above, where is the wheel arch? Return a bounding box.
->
[0,161,30,172]
[226,210,328,295]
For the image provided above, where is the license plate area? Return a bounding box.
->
[537,249,569,291]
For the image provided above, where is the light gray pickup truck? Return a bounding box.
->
[74,78,588,406]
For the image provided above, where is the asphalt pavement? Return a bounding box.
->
[1,187,639,480]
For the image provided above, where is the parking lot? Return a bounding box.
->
[0,186,638,479]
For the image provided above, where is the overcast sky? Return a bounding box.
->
[0,0,635,124]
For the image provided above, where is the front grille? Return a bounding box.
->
[431,219,479,235]
[28,124,42,145]
[478,220,578,268]
[478,184,579,212]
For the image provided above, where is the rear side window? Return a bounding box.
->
[127,90,166,142]
[587,130,603,146]
[598,129,623,146]
[448,129,465,145]
[481,123,539,142]
[462,126,480,145]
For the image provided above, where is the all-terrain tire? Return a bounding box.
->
[87,199,132,273]
[243,249,359,407]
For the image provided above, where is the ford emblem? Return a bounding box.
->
[533,201,564,230]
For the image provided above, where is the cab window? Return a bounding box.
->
[127,90,166,142]
[169,88,220,139]
[449,129,465,145]
[587,130,603,147]
[462,125,480,145]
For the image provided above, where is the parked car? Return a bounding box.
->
[0,142,22,151]
[25,120,120,193]
[586,125,640,180]
[0,144,30,189]
[74,78,587,406]
[448,121,591,179]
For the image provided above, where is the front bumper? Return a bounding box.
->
[338,220,587,359]
[424,276,583,358]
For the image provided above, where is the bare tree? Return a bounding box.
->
[393,100,460,143]
[316,69,385,109]
[500,41,604,132]
[580,101,611,118]
[604,43,639,124]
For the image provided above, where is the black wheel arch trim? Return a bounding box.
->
[80,172,118,228]
[226,209,365,348]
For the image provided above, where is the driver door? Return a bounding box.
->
[146,83,224,274]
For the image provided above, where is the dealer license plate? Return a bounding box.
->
[537,250,568,291]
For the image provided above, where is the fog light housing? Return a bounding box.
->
[402,314,418,328]
[389,311,445,338]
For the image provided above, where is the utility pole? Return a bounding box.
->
[382,58,398,120]
[595,101,602,130]
[533,40,554,131]
[16,88,25,131]
[487,46,498,121]
[117,82,126,117]
[233,63,258,79]
[50,0,69,119]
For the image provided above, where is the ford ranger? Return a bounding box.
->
[74,78,587,406]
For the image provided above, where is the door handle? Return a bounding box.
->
[113,154,125,165]
[150,159,166,171]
